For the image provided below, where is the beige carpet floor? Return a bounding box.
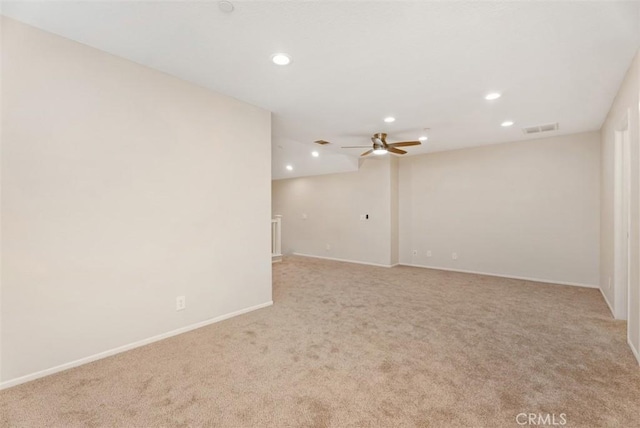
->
[1,256,639,427]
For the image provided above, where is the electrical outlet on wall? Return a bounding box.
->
[426,250,432,257]
[176,296,186,311]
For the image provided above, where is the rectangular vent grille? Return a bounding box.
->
[522,122,559,135]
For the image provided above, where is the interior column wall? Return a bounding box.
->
[390,157,399,266]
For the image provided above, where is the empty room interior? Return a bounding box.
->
[1,1,640,427]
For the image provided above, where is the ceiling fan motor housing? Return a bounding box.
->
[371,133,387,148]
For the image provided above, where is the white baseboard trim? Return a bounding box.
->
[599,287,615,318]
[398,263,598,289]
[292,253,396,268]
[628,337,640,365]
[0,301,273,390]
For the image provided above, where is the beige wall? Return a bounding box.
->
[272,158,395,266]
[0,18,272,384]
[274,132,601,286]
[399,133,601,287]
[389,157,399,265]
[600,50,640,359]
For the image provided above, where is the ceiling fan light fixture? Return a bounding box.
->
[501,120,514,127]
[485,92,501,100]
[311,151,319,157]
[373,148,388,155]
[383,116,396,123]
[419,136,428,141]
[271,53,291,66]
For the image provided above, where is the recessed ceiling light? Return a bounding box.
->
[485,92,501,100]
[218,1,234,13]
[419,136,428,141]
[271,53,291,66]
[285,165,293,171]
[501,120,514,127]
[311,151,319,157]
[373,148,388,155]
[383,117,396,123]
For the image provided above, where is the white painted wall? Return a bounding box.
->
[399,132,600,287]
[600,50,640,361]
[0,18,272,384]
[272,158,394,266]
[389,157,399,266]
[273,132,601,286]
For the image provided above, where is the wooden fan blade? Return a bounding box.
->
[342,145,373,148]
[361,149,374,157]
[389,141,421,147]
[314,140,331,145]
[387,147,407,155]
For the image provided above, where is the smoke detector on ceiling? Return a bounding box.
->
[522,122,559,135]
[218,1,234,13]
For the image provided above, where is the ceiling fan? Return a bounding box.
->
[341,133,421,156]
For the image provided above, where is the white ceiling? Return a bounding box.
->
[2,1,639,179]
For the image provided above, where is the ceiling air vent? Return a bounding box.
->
[522,122,559,135]
[314,140,330,145]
